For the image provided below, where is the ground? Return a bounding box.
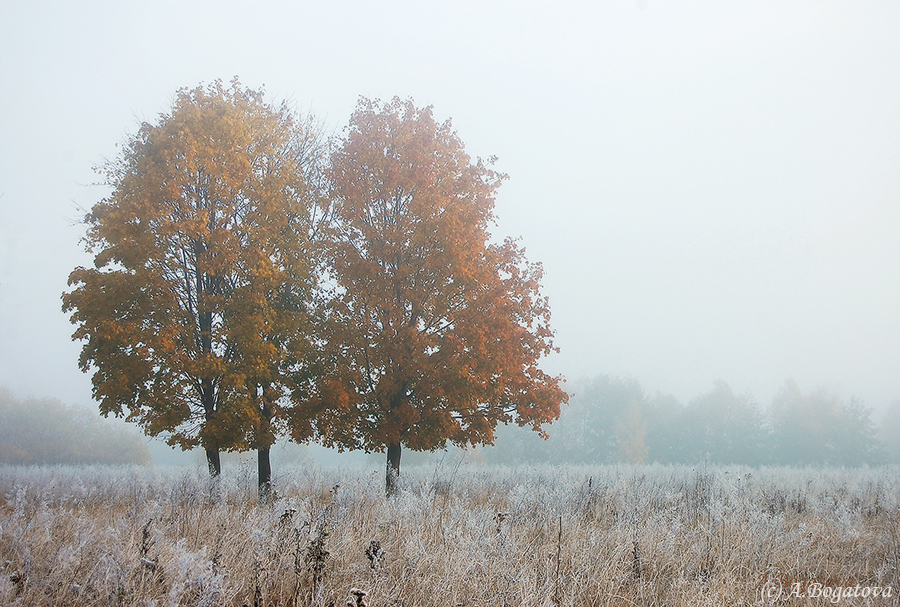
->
[0,462,897,606]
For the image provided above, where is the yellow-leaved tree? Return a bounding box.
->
[63,79,324,492]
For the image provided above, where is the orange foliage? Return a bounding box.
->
[291,98,567,469]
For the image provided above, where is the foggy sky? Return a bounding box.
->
[1,0,898,415]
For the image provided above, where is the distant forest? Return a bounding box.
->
[0,389,149,465]
[482,375,900,467]
[2,377,897,468]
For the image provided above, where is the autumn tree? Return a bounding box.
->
[291,97,567,495]
[62,79,320,488]
[616,399,649,464]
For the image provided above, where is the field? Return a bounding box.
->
[0,461,897,606]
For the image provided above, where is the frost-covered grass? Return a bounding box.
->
[0,462,898,606]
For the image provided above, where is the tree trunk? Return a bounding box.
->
[386,442,401,497]
[258,445,272,502]
[200,374,219,478]
[206,448,221,477]
[256,383,273,502]
[198,293,219,479]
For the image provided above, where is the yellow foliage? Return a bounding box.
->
[63,79,322,459]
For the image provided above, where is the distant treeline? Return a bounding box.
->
[3,379,897,468]
[485,376,900,467]
[0,389,150,465]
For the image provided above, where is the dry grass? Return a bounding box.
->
[0,462,897,606]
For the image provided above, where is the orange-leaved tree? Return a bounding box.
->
[291,97,567,494]
[62,79,322,488]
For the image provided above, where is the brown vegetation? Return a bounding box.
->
[0,463,897,606]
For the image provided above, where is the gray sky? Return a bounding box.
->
[1,0,898,415]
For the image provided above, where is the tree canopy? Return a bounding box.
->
[62,79,321,481]
[290,98,567,493]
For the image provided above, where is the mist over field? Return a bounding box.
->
[2,1,899,422]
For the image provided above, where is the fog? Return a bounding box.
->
[2,1,899,428]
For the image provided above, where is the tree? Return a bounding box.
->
[291,97,567,495]
[62,79,319,488]
[878,399,900,463]
[536,375,642,464]
[680,381,767,465]
[616,399,649,463]
[643,391,686,463]
[769,379,879,466]
[576,375,644,463]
